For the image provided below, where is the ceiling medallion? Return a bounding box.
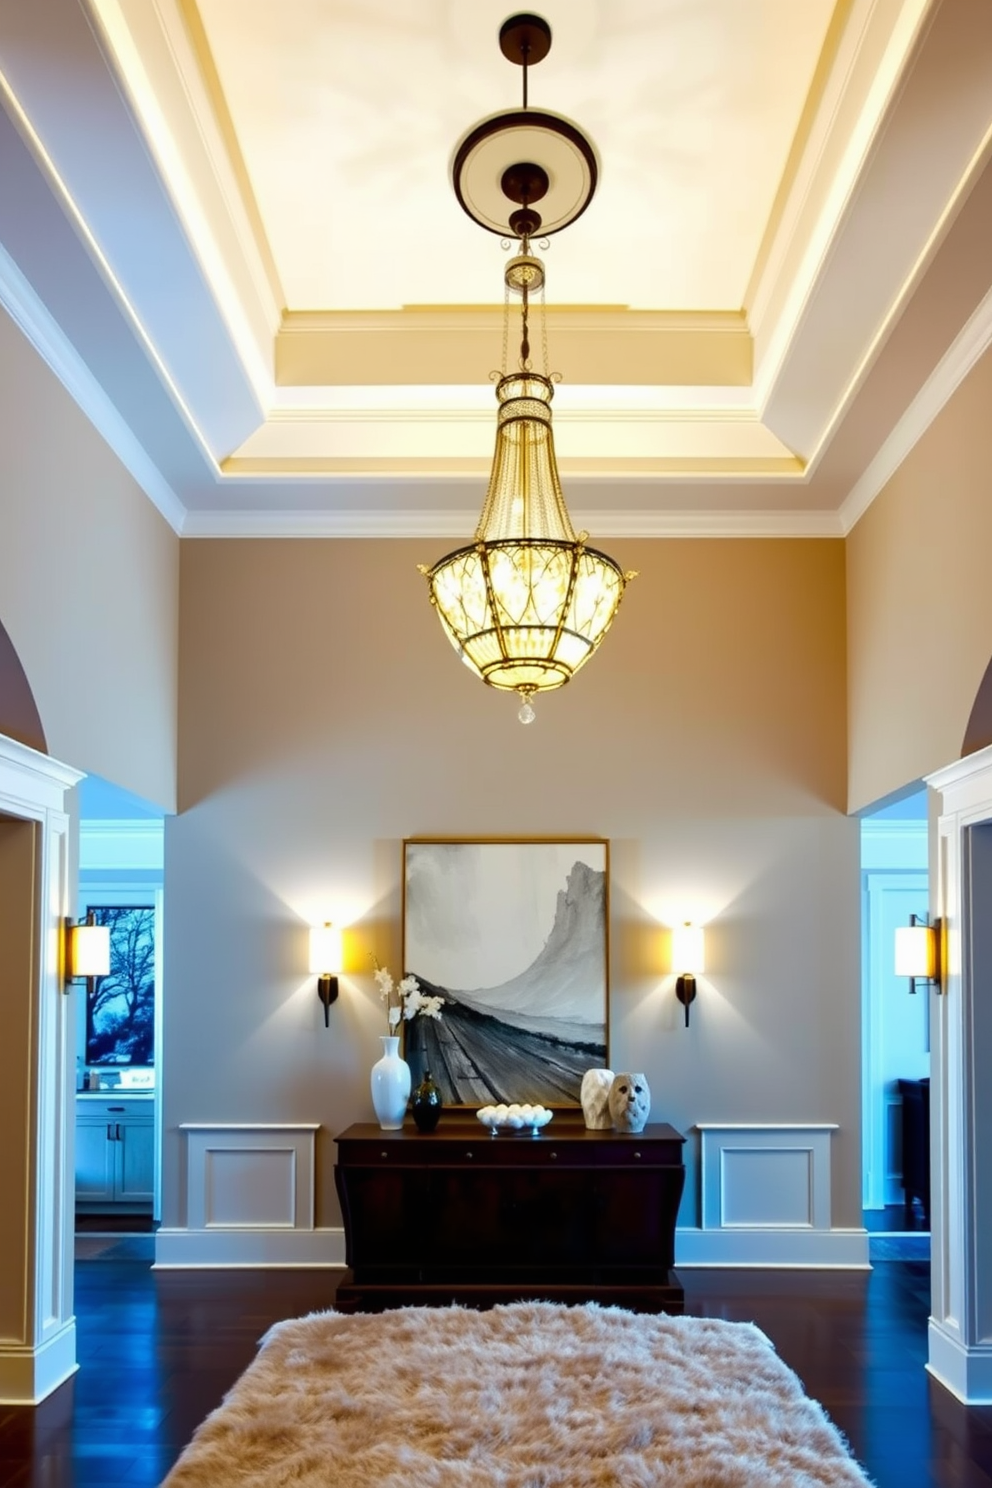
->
[419,13,635,726]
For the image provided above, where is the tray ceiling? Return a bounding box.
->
[1,0,992,535]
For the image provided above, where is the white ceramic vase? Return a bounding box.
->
[580,1068,615,1129]
[370,1035,411,1130]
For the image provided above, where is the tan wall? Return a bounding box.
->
[166,536,862,1230]
[847,344,992,812]
[0,308,179,809]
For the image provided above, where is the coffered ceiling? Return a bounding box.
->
[1,0,992,536]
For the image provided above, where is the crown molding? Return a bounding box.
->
[0,241,187,535]
[181,508,843,540]
[79,818,164,872]
[839,277,992,534]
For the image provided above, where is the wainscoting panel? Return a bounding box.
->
[155,1124,345,1267]
[678,1123,869,1268]
[719,1147,813,1227]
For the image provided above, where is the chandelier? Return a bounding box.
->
[420,13,635,725]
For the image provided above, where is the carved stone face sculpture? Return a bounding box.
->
[580,1068,615,1129]
[608,1073,651,1133]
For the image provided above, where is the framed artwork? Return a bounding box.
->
[84,905,156,1067]
[402,839,609,1106]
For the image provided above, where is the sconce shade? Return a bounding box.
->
[310,922,342,1027]
[69,920,110,980]
[895,922,937,980]
[672,922,705,975]
[309,923,342,976]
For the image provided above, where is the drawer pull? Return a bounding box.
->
[549,1151,558,1160]
[634,1151,642,1160]
[465,1151,474,1159]
[107,1105,126,1112]
[380,1151,389,1159]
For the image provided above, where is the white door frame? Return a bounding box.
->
[0,735,81,1404]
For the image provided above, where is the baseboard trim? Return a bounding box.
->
[675,1226,871,1268]
[153,1226,347,1268]
[0,1321,78,1405]
[927,1321,992,1403]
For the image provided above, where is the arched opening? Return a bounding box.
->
[962,656,992,757]
[0,616,47,755]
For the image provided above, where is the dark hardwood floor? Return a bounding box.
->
[1,1257,991,1486]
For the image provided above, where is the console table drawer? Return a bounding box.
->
[335,1140,427,1167]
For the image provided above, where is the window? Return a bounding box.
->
[84,905,155,1066]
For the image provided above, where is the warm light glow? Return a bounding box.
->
[69,922,110,980]
[423,360,632,709]
[309,922,343,976]
[672,922,705,975]
[895,923,935,980]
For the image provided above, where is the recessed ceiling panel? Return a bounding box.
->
[194,0,837,312]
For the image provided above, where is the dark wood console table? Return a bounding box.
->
[334,1115,685,1313]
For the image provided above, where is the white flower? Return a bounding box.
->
[372,961,444,1032]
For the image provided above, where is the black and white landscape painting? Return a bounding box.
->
[402,840,608,1105]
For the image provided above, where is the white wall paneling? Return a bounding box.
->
[926,745,992,1403]
[677,1123,868,1267]
[0,735,81,1404]
[155,1123,344,1267]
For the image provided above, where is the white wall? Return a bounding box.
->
[0,306,179,810]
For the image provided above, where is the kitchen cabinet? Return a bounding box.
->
[75,1095,155,1209]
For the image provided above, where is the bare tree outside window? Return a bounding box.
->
[85,905,155,1066]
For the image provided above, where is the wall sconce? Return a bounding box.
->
[895,913,942,995]
[309,922,342,1026]
[65,910,110,996]
[672,922,705,1027]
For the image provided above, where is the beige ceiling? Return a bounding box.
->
[194,0,835,312]
[2,0,992,534]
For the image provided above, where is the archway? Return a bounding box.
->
[0,616,47,754]
[962,655,992,757]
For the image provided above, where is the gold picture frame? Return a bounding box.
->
[402,837,609,1107]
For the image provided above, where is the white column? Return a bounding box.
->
[927,744,992,1402]
[0,736,81,1404]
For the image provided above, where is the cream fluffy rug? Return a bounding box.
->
[161,1301,874,1487]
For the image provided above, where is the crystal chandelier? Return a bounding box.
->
[420,13,635,725]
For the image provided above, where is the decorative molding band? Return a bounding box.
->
[154,1225,346,1269]
[0,734,82,809]
[928,1321,992,1405]
[0,1322,78,1406]
[675,1226,870,1269]
[840,280,992,535]
[0,243,187,535]
[79,819,165,872]
[181,508,844,540]
[860,822,928,872]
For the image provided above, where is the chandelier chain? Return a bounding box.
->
[502,276,510,376]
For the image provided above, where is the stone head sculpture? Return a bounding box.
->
[608,1073,651,1133]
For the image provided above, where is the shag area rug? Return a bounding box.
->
[161,1301,874,1487]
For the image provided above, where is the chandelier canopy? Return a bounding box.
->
[420,13,635,725]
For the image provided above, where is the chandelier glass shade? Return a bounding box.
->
[422,12,633,723]
[423,371,629,702]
